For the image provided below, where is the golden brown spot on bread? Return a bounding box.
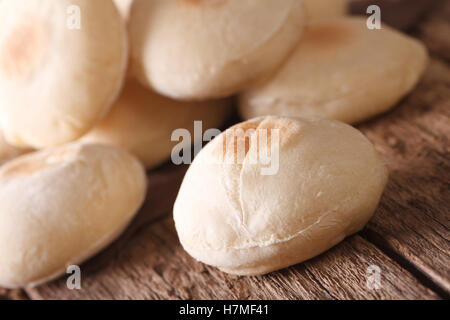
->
[1,21,45,80]
[304,23,354,49]
[258,117,301,147]
[221,122,258,163]
[217,118,301,164]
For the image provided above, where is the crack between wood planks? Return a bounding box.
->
[360,228,449,299]
[304,267,338,300]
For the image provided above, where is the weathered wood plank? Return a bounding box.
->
[27,218,439,300]
[139,164,188,227]
[359,57,450,296]
[0,288,28,300]
[418,0,450,61]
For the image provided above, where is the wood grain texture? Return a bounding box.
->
[357,1,450,292]
[418,0,450,61]
[26,218,439,300]
[0,288,27,300]
[359,58,450,296]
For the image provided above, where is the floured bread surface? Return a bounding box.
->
[303,0,348,23]
[129,0,304,100]
[239,17,429,124]
[174,116,388,275]
[0,0,128,148]
[0,129,29,164]
[82,79,231,169]
[0,143,147,288]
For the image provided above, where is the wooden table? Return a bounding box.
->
[1,0,449,300]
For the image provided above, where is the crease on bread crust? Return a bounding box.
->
[210,117,360,251]
[184,116,388,252]
[178,0,301,88]
[191,196,351,251]
[218,120,259,236]
[214,0,297,67]
[193,173,383,253]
